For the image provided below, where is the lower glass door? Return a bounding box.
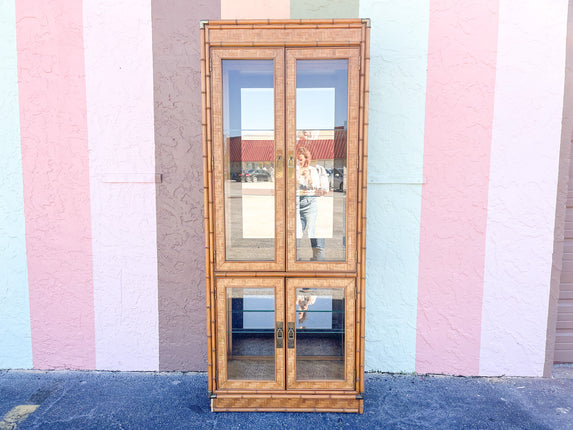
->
[216,278,285,390]
[286,278,355,390]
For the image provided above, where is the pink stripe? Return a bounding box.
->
[16,1,95,369]
[416,0,499,375]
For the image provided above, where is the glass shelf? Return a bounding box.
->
[296,330,344,334]
[296,310,344,313]
[228,329,274,334]
[229,310,274,313]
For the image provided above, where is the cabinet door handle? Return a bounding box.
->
[287,153,295,179]
[275,153,283,179]
[276,322,284,349]
[287,322,295,349]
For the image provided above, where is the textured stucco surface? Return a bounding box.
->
[221,0,289,19]
[84,0,159,370]
[360,0,429,372]
[0,0,32,369]
[416,0,499,375]
[291,0,358,19]
[152,0,220,371]
[16,0,96,369]
[0,0,570,376]
[480,1,568,377]
[546,0,573,376]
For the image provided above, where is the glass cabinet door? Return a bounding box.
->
[211,49,285,271]
[216,278,285,390]
[286,48,360,272]
[286,278,355,390]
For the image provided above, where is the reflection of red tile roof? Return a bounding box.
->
[229,130,347,162]
[229,138,275,162]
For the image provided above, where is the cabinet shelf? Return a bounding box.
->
[228,309,274,313]
[296,330,344,334]
[297,310,344,313]
[227,329,274,334]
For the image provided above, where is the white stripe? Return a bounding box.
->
[480,0,568,376]
[84,0,159,371]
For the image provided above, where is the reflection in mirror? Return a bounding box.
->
[226,288,275,380]
[295,288,345,380]
[222,60,275,261]
[295,60,348,262]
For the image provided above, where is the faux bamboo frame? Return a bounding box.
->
[201,19,370,413]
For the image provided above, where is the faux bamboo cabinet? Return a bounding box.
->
[201,20,370,413]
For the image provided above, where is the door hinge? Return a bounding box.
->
[213,250,217,264]
[359,56,361,71]
[210,57,212,73]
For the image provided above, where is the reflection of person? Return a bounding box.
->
[296,146,328,260]
[296,293,317,325]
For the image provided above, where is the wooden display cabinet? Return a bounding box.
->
[201,19,370,413]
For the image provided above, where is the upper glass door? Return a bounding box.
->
[211,49,285,271]
[286,48,360,272]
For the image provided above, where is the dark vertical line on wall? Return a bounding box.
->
[152,0,221,371]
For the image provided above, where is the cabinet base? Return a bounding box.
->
[211,393,363,413]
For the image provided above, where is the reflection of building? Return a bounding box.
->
[228,137,274,172]
[228,128,348,172]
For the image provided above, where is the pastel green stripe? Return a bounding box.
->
[0,0,33,369]
[290,0,358,19]
[360,0,429,372]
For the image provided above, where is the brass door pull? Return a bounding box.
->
[287,153,295,179]
[276,322,284,349]
[276,154,283,179]
[287,322,295,349]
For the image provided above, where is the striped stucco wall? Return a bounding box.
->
[152,0,220,371]
[480,2,568,376]
[0,0,32,369]
[16,0,96,369]
[416,0,499,375]
[84,0,159,371]
[0,0,569,376]
[360,0,428,373]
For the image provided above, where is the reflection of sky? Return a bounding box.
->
[297,88,334,131]
[243,296,274,329]
[223,60,274,137]
[241,296,334,330]
[223,59,348,138]
[297,297,332,329]
[297,60,348,129]
[241,88,274,131]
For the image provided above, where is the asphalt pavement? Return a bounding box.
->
[0,368,572,429]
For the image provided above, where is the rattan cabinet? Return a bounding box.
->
[201,20,370,413]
